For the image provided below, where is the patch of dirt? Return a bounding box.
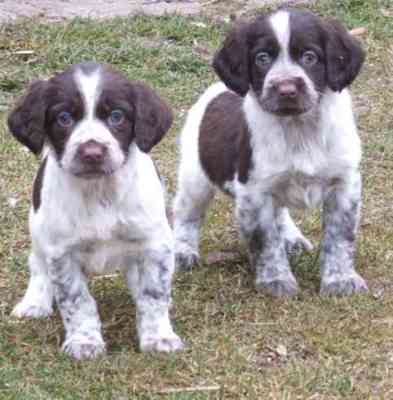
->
[0,0,201,22]
[0,0,313,22]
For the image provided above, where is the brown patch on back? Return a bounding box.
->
[199,91,252,189]
[32,156,47,212]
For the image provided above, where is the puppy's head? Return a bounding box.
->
[213,9,365,116]
[8,62,173,179]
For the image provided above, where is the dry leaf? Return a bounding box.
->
[206,251,239,264]
[276,344,288,358]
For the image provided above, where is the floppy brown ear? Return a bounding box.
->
[8,80,48,155]
[324,19,365,92]
[133,83,173,153]
[213,22,251,97]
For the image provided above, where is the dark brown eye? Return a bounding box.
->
[301,50,318,66]
[57,111,74,127]
[255,52,273,67]
[108,109,125,126]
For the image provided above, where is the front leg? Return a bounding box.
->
[49,254,105,360]
[236,194,298,297]
[320,171,368,296]
[135,239,184,352]
[12,252,54,318]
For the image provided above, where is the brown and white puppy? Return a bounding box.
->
[9,62,184,359]
[173,9,367,297]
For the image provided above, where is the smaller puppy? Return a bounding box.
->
[9,62,184,359]
[174,9,368,297]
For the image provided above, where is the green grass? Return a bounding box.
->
[0,0,393,398]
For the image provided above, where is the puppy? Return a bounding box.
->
[8,62,184,359]
[173,9,368,297]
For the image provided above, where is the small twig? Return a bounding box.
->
[13,50,35,55]
[155,385,220,394]
[372,318,393,325]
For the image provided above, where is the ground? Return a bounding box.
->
[0,0,310,22]
[0,0,393,399]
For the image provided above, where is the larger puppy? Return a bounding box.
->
[9,62,184,359]
[174,9,368,297]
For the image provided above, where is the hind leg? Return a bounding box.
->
[277,208,313,255]
[124,262,140,303]
[12,252,54,318]
[173,164,215,271]
[236,195,298,297]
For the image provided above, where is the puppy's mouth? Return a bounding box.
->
[258,81,319,117]
[266,104,312,116]
[260,97,314,117]
[68,163,117,179]
[73,169,115,179]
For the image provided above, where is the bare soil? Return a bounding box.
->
[0,0,312,22]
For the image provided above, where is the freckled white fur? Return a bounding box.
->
[242,88,360,209]
[32,145,169,269]
[12,67,183,358]
[174,85,360,217]
[174,10,364,296]
[176,10,360,215]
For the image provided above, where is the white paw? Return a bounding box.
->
[320,272,368,297]
[11,301,53,319]
[140,333,185,353]
[175,239,200,271]
[283,226,313,255]
[255,271,299,298]
[175,251,199,272]
[62,334,106,360]
[256,277,299,297]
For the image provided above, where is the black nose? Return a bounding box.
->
[275,78,305,98]
[77,140,107,164]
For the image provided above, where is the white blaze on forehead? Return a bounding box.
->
[269,10,291,56]
[61,66,126,172]
[260,10,319,108]
[74,67,102,118]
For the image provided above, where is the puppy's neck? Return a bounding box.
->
[243,90,323,148]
